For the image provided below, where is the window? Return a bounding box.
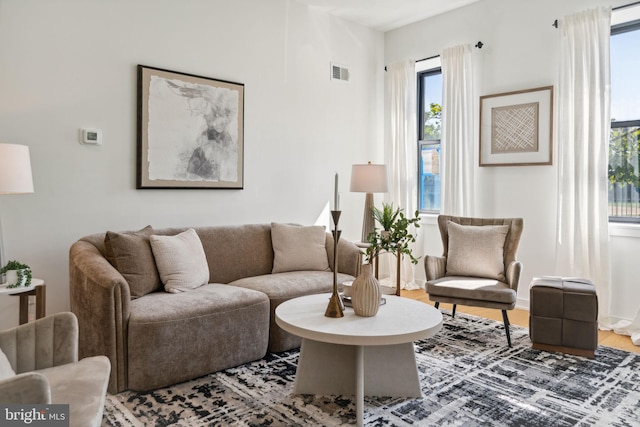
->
[417,67,442,213]
[609,19,640,222]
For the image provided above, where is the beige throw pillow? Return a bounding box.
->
[104,225,161,298]
[0,348,15,380]
[150,228,210,293]
[445,221,509,281]
[271,223,330,273]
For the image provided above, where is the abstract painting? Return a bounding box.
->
[137,65,244,189]
[479,86,553,166]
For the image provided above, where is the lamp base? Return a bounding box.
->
[361,192,375,243]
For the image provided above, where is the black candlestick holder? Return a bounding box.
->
[324,210,344,318]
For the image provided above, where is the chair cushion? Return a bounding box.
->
[38,356,110,427]
[445,222,509,281]
[104,225,161,298]
[427,276,516,305]
[150,228,209,293]
[271,223,330,273]
[0,347,15,379]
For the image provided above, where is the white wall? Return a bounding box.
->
[0,0,384,328]
[385,0,638,322]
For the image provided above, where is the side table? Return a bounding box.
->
[0,278,46,324]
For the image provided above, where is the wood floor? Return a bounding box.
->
[402,289,640,355]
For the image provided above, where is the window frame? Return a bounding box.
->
[609,19,640,223]
[417,66,442,214]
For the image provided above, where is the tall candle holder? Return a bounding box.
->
[324,210,344,318]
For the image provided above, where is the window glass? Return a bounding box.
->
[609,21,640,222]
[418,69,442,212]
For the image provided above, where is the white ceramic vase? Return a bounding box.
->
[352,263,382,317]
[5,269,27,287]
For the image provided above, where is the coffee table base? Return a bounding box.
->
[293,338,422,426]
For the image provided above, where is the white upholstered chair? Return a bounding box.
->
[424,215,524,347]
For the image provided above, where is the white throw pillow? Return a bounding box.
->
[445,221,509,281]
[150,228,210,293]
[0,348,15,380]
[271,223,330,273]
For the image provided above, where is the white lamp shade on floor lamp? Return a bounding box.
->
[0,143,34,194]
[0,143,35,273]
[350,162,388,243]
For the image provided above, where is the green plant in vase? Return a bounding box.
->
[366,203,421,295]
[0,260,32,288]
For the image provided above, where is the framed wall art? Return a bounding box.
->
[479,86,553,167]
[137,65,244,189]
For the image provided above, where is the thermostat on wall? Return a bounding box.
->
[81,128,102,145]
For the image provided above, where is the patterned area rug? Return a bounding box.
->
[103,312,640,426]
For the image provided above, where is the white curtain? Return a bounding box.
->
[441,44,475,216]
[384,60,419,290]
[555,7,614,329]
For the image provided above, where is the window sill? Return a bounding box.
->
[609,222,640,238]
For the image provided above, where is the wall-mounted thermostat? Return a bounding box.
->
[81,128,103,145]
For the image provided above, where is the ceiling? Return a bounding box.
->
[294,0,481,32]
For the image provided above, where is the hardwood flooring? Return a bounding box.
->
[402,289,640,355]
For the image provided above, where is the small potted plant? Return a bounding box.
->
[367,203,421,295]
[0,260,32,288]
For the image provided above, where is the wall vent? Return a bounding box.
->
[331,62,349,82]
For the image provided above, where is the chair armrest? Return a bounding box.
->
[506,260,523,290]
[424,255,446,281]
[0,372,51,404]
[0,313,77,373]
[69,240,131,393]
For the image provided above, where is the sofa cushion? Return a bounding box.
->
[127,284,269,390]
[150,228,209,293]
[271,223,330,274]
[104,225,161,298]
[427,276,516,306]
[446,221,509,281]
[0,348,15,380]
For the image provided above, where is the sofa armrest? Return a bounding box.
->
[326,234,362,277]
[0,372,51,404]
[506,260,523,291]
[424,255,446,281]
[0,312,77,373]
[69,240,131,394]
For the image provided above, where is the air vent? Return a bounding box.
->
[331,62,349,82]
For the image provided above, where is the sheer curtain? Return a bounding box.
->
[441,44,475,216]
[555,7,613,328]
[384,60,419,290]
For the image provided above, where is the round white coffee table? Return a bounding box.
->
[275,293,442,427]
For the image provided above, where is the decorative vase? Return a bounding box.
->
[5,269,27,287]
[352,263,382,317]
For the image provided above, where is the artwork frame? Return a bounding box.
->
[479,86,553,167]
[137,65,244,189]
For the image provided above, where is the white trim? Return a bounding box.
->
[609,222,640,238]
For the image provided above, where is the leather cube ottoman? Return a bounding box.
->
[529,277,598,358]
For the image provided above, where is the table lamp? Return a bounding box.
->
[0,143,35,276]
[350,162,388,243]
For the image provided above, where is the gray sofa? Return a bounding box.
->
[69,223,360,393]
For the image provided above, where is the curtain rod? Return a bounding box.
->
[384,41,483,71]
[553,1,640,28]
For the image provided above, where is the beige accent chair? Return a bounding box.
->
[424,215,524,347]
[0,312,110,427]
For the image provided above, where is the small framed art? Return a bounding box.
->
[479,86,553,167]
[137,65,244,189]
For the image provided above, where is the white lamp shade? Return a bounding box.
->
[350,163,388,193]
[0,143,34,194]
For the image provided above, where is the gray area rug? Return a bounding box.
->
[103,311,640,426]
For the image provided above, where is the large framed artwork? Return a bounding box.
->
[137,65,244,189]
[479,86,553,167]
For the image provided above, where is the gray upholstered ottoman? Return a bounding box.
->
[529,277,598,358]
